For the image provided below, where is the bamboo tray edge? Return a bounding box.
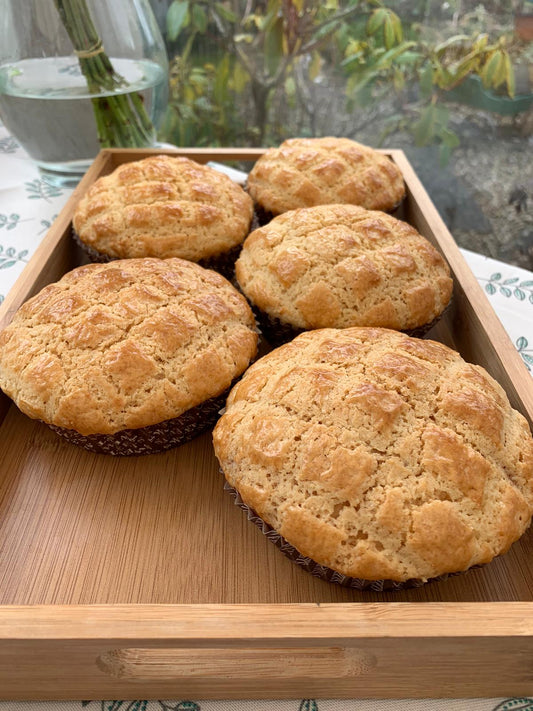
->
[0,148,532,700]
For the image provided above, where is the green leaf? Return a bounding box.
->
[485,283,497,295]
[395,50,421,66]
[413,104,436,146]
[419,62,434,99]
[481,51,502,88]
[0,260,16,270]
[258,6,280,33]
[520,280,533,287]
[384,17,395,49]
[374,41,416,71]
[214,54,230,104]
[434,34,471,56]
[167,0,189,41]
[367,8,386,36]
[439,143,451,167]
[500,286,512,297]
[433,104,450,127]
[312,20,339,43]
[264,18,284,74]
[441,128,460,148]
[503,277,519,284]
[215,2,237,23]
[504,52,515,97]
[490,272,502,281]
[516,336,529,350]
[515,288,526,301]
[191,4,207,33]
[392,12,403,43]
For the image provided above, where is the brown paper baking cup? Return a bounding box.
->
[72,230,112,263]
[251,307,304,347]
[224,481,455,591]
[403,296,453,339]
[251,295,453,348]
[198,243,243,281]
[247,195,406,227]
[47,389,229,456]
[72,229,244,280]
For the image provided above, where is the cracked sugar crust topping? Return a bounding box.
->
[72,155,254,261]
[213,327,533,582]
[247,137,406,215]
[235,204,453,331]
[0,258,258,435]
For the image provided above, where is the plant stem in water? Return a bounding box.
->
[53,0,156,148]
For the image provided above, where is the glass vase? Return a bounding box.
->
[0,0,169,180]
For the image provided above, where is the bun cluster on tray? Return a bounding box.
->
[1,137,532,589]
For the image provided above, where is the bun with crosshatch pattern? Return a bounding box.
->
[214,327,533,588]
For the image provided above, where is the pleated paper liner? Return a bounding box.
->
[249,196,407,228]
[223,481,467,591]
[45,388,230,456]
[249,297,454,349]
[72,230,251,282]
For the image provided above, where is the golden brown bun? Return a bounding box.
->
[213,327,533,582]
[0,258,257,435]
[247,137,405,214]
[236,204,453,331]
[72,155,253,261]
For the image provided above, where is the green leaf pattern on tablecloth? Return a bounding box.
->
[80,702,320,711]
[82,702,202,711]
[482,273,533,305]
[492,699,533,710]
[25,177,65,201]
[0,135,18,153]
[0,245,29,271]
[516,336,533,371]
[0,213,22,230]
[75,699,533,710]
[39,214,59,233]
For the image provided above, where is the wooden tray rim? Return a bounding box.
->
[0,148,532,646]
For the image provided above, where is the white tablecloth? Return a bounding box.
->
[0,123,532,709]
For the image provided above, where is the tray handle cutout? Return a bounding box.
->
[97,647,377,681]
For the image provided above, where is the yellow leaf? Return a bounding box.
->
[481,52,501,88]
[384,17,395,49]
[309,51,322,81]
[504,52,515,97]
[493,51,508,87]
[393,68,405,90]
[232,62,250,93]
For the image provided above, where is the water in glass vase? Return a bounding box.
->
[0,56,167,176]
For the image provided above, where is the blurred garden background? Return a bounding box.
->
[148,0,532,268]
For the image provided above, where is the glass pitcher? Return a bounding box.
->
[0,0,169,178]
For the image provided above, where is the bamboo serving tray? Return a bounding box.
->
[0,148,532,700]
